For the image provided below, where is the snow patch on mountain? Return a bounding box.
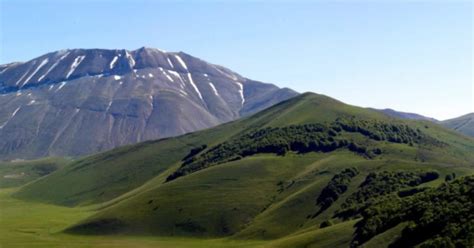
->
[167,57,174,69]
[126,51,135,67]
[15,69,31,86]
[38,52,70,82]
[56,81,67,92]
[0,107,21,129]
[208,82,219,96]
[21,58,49,87]
[167,70,185,88]
[236,81,245,105]
[110,56,118,69]
[159,67,174,82]
[175,55,188,70]
[187,73,203,101]
[66,56,86,79]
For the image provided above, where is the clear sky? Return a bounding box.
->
[0,0,472,120]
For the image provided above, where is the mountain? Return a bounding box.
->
[0,47,297,160]
[441,113,474,137]
[374,108,438,122]
[14,93,474,247]
[376,109,474,138]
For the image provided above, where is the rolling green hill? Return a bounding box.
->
[11,93,474,247]
[441,113,474,138]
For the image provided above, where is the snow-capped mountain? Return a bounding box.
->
[0,47,297,159]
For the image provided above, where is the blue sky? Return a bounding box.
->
[0,0,472,120]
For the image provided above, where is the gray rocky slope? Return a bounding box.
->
[0,47,297,159]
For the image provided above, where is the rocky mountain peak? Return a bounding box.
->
[0,47,298,159]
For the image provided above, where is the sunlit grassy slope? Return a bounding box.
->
[9,92,474,247]
[0,188,266,248]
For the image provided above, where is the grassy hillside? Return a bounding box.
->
[10,92,474,247]
[0,188,265,248]
[0,157,69,188]
[441,113,474,138]
[2,176,471,247]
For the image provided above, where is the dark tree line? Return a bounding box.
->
[351,175,473,247]
[335,170,439,220]
[315,168,359,215]
[167,118,440,181]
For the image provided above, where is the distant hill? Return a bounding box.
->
[0,157,68,188]
[441,113,474,137]
[375,109,474,138]
[374,108,438,122]
[15,92,474,247]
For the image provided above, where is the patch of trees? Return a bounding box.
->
[351,176,474,247]
[336,170,439,220]
[316,168,359,214]
[167,118,438,181]
[397,187,428,197]
[32,163,59,176]
[320,220,333,228]
[445,172,457,182]
[335,118,419,145]
[182,145,207,164]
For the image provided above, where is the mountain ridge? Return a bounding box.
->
[374,108,474,138]
[441,113,474,137]
[372,108,438,122]
[0,47,297,160]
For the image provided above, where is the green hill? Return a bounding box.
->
[12,93,474,247]
[441,113,474,138]
[0,157,69,188]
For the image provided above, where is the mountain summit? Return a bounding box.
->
[0,47,297,159]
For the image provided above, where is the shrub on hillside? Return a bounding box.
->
[336,170,439,220]
[167,118,440,181]
[316,168,359,214]
[351,176,474,247]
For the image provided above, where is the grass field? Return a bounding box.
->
[0,187,268,248]
[3,174,473,247]
[0,186,358,248]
